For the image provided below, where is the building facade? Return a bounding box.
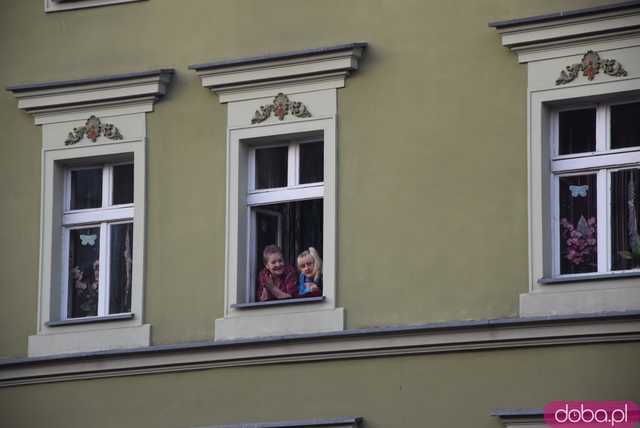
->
[1,1,639,427]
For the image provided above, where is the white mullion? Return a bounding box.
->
[247,185,324,206]
[596,170,608,273]
[550,110,559,158]
[288,144,298,186]
[596,103,607,152]
[248,148,256,191]
[97,222,109,316]
[103,164,113,207]
[551,174,560,277]
[64,169,71,212]
[606,169,614,273]
[551,151,640,173]
[61,228,70,319]
[62,206,134,226]
[248,207,256,303]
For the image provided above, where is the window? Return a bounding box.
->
[247,137,324,302]
[551,100,640,278]
[62,163,134,319]
[191,42,365,339]
[491,6,640,316]
[7,68,172,356]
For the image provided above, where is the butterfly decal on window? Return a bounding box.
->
[569,185,589,198]
[79,234,97,246]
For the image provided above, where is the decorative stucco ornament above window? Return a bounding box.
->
[251,93,311,123]
[65,115,123,145]
[556,50,628,85]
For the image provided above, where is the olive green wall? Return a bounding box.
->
[1,342,639,428]
[0,0,619,357]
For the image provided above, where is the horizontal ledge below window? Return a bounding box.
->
[231,296,325,309]
[539,271,640,285]
[46,313,134,327]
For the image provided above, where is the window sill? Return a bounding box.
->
[231,296,325,310]
[46,312,134,327]
[538,271,640,285]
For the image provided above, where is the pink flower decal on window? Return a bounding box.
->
[560,215,597,266]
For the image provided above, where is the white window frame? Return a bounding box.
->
[44,0,145,13]
[550,99,640,279]
[524,78,640,317]
[246,136,325,301]
[224,118,338,318]
[60,162,135,319]
[213,109,344,341]
[30,134,149,357]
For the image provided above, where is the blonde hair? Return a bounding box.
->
[297,247,322,281]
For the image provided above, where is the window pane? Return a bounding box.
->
[299,141,324,184]
[255,146,288,189]
[109,223,133,314]
[112,164,134,205]
[558,108,596,155]
[559,175,597,275]
[253,199,323,300]
[68,227,100,318]
[611,102,640,150]
[611,169,640,270]
[70,168,102,210]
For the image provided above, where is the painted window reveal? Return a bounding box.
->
[248,137,324,302]
[552,100,640,277]
[63,163,134,319]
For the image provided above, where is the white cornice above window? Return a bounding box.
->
[492,409,545,428]
[45,0,146,13]
[490,2,640,63]
[189,42,367,103]
[6,69,174,124]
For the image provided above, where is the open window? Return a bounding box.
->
[191,42,365,339]
[247,135,324,302]
[220,118,341,339]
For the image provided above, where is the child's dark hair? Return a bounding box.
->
[262,245,283,264]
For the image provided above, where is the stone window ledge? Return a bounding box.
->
[46,313,134,327]
[231,296,325,310]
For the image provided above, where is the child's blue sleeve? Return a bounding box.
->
[297,273,309,295]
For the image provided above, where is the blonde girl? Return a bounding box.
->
[296,247,322,297]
